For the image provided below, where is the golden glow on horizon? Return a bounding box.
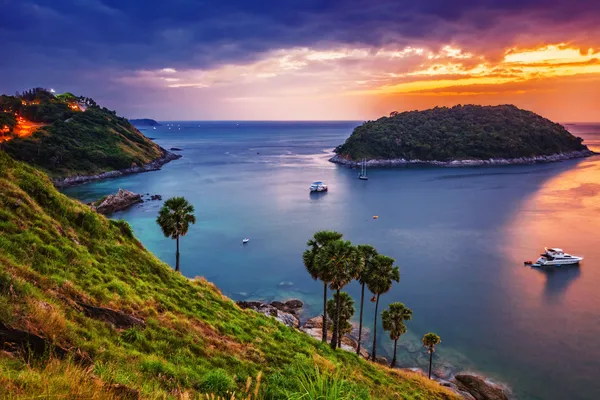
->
[120,42,600,121]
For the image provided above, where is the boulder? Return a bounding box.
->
[453,374,509,400]
[236,300,299,328]
[300,316,369,358]
[150,194,162,201]
[91,189,142,215]
[284,299,303,309]
[170,147,182,151]
[77,302,145,329]
[0,322,67,358]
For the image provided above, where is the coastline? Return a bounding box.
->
[53,147,182,188]
[329,149,596,168]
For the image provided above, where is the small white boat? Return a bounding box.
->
[310,181,328,192]
[242,238,249,244]
[533,248,583,266]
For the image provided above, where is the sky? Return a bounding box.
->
[1,0,600,121]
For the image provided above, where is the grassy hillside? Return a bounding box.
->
[0,152,457,399]
[1,89,164,178]
[335,104,589,161]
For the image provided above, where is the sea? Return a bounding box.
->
[62,121,600,400]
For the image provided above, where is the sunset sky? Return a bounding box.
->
[1,0,600,121]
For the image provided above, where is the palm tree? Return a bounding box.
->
[366,254,399,361]
[156,197,196,272]
[422,333,441,379]
[316,240,362,349]
[382,302,412,368]
[302,230,343,342]
[355,244,378,355]
[326,291,355,348]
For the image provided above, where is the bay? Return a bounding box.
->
[63,121,600,400]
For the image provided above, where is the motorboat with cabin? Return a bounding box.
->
[531,248,583,266]
[310,181,328,192]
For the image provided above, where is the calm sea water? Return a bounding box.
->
[63,121,600,400]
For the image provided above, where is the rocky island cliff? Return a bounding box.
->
[331,105,594,167]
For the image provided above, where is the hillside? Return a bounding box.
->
[333,105,592,165]
[0,89,173,180]
[0,151,458,399]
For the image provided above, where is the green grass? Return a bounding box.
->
[2,106,163,178]
[0,151,458,399]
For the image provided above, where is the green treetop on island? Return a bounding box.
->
[334,104,589,162]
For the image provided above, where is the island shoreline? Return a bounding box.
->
[329,149,597,168]
[53,147,182,188]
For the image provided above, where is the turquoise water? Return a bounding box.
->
[63,121,600,400]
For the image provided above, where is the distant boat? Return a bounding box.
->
[358,159,368,180]
[310,181,328,192]
[242,238,249,244]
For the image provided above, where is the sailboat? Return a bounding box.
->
[358,159,368,180]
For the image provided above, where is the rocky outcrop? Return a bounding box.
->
[77,302,145,329]
[53,148,181,188]
[149,194,162,201]
[453,374,510,400]
[330,149,596,168]
[236,300,300,328]
[300,316,370,359]
[91,189,142,215]
[0,321,67,358]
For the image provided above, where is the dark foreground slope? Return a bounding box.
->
[0,152,457,399]
[333,105,593,166]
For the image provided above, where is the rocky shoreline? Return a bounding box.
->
[329,149,596,168]
[53,148,181,188]
[237,299,511,399]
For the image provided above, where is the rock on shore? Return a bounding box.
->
[453,374,510,400]
[329,149,595,168]
[91,189,143,215]
[53,148,181,188]
[300,316,370,359]
[236,300,303,328]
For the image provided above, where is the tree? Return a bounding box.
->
[366,255,399,361]
[355,244,378,355]
[317,240,362,349]
[302,230,344,343]
[382,302,412,368]
[422,333,441,379]
[326,291,355,349]
[156,197,196,272]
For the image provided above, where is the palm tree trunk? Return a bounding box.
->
[175,235,180,272]
[330,288,341,349]
[391,339,397,368]
[371,293,380,361]
[322,282,328,342]
[356,282,365,355]
[338,330,342,348]
[428,350,433,379]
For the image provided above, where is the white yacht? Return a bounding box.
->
[309,181,328,192]
[534,248,583,266]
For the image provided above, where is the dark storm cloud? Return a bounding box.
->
[1,0,599,110]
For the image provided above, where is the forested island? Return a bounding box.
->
[0,88,178,185]
[332,105,594,167]
[129,118,160,126]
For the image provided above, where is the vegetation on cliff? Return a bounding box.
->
[334,105,589,162]
[0,152,457,399]
[130,118,161,126]
[0,88,164,178]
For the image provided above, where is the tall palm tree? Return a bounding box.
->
[422,333,441,379]
[355,244,378,355]
[156,197,196,272]
[366,254,400,361]
[317,240,362,350]
[382,302,413,368]
[302,230,343,342]
[326,291,355,348]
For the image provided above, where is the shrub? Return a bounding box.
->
[199,369,236,396]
